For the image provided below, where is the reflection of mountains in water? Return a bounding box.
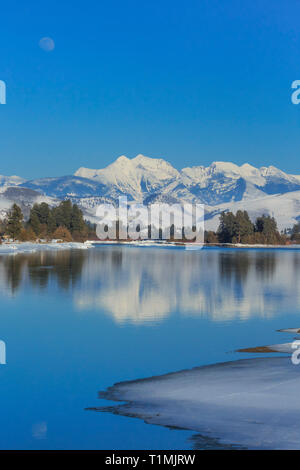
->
[1,246,299,324]
[74,248,300,323]
[0,247,299,322]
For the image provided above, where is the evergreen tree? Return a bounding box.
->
[291,223,300,243]
[37,202,50,225]
[205,231,218,244]
[6,204,23,240]
[28,200,89,241]
[233,210,254,243]
[0,218,5,238]
[47,211,57,235]
[217,211,236,243]
[255,214,278,236]
[216,210,284,245]
[255,214,281,244]
[29,211,41,236]
[30,203,48,225]
[71,204,85,233]
[29,203,50,235]
[53,200,73,231]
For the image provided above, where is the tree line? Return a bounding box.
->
[1,202,300,245]
[205,210,294,245]
[0,200,95,242]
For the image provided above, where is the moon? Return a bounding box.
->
[39,37,55,52]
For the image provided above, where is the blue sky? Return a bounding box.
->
[0,0,300,179]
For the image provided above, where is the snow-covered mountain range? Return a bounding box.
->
[1,154,300,230]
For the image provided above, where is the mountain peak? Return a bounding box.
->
[133,154,164,163]
[74,167,98,179]
[132,154,151,163]
[114,155,130,164]
[211,161,239,169]
[2,155,300,231]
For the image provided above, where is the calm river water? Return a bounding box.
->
[0,245,299,449]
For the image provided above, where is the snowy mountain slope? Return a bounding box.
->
[20,175,109,199]
[67,196,118,223]
[1,155,300,229]
[180,161,300,203]
[75,154,180,202]
[76,157,300,229]
[0,174,25,193]
[204,190,300,231]
[9,155,300,208]
[259,166,300,194]
[75,156,300,206]
[0,187,58,220]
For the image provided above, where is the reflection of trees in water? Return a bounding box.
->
[292,253,300,278]
[255,252,276,279]
[2,256,27,293]
[51,251,85,290]
[219,251,277,284]
[219,252,251,283]
[1,247,300,323]
[27,254,51,289]
[0,250,86,293]
[111,249,123,267]
[72,247,300,323]
[217,251,278,307]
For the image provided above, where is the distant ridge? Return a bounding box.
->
[1,154,300,230]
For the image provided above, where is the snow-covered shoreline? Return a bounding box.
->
[0,240,299,255]
[90,240,300,249]
[0,241,93,255]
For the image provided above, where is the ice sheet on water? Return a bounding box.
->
[0,242,92,255]
[92,357,300,449]
[237,329,300,353]
[237,343,296,353]
[278,328,300,334]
